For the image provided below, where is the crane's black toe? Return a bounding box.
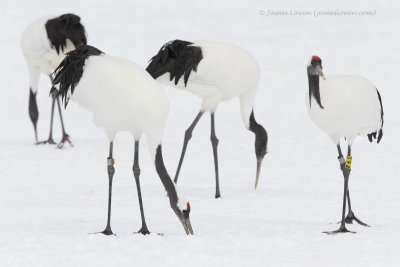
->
[344,211,370,227]
[324,226,356,235]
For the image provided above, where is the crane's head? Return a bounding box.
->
[307,56,325,80]
[173,200,193,235]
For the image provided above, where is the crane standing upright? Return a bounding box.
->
[306,56,384,234]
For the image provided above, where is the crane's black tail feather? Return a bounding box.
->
[51,45,103,107]
[367,129,383,144]
[367,88,384,144]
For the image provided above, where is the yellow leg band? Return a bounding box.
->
[345,156,352,169]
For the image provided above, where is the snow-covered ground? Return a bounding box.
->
[1,0,399,266]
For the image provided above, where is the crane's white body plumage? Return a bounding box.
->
[307,75,382,145]
[71,55,169,159]
[306,57,383,233]
[156,41,260,127]
[147,40,268,191]
[21,16,75,92]
[53,46,193,234]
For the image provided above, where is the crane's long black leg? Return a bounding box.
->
[55,96,72,148]
[210,113,221,198]
[47,74,72,149]
[174,111,203,183]
[340,146,370,227]
[37,91,56,145]
[100,142,115,235]
[325,144,355,234]
[29,88,39,143]
[133,141,150,235]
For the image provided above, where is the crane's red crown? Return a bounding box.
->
[312,56,321,62]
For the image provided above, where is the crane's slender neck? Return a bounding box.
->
[28,88,38,141]
[308,72,324,109]
[154,145,178,207]
[249,111,267,159]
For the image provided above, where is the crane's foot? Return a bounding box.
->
[336,211,370,227]
[57,133,73,149]
[100,229,115,235]
[136,226,151,235]
[344,211,370,227]
[90,227,116,236]
[133,228,165,236]
[215,185,221,199]
[324,225,356,235]
[36,138,56,145]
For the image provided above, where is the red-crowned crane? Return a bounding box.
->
[21,14,87,147]
[51,45,193,235]
[146,40,268,198]
[307,56,384,234]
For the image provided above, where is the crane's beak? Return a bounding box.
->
[255,157,264,189]
[181,217,194,235]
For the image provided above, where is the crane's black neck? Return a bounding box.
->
[249,111,267,160]
[45,14,87,55]
[155,145,178,207]
[146,40,203,86]
[29,88,38,128]
[308,73,324,109]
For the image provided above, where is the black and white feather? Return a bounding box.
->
[45,14,87,55]
[306,55,384,233]
[146,40,203,86]
[50,44,194,235]
[307,56,384,145]
[21,14,88,144]
[147,40,268,193]
[52,45,103,106]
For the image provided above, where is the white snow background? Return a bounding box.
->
[0,0,399,266]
